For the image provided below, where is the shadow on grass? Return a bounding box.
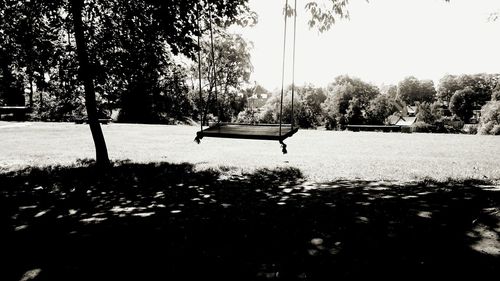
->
[1,161,499,280]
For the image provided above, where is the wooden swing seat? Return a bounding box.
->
[196,123,298,141]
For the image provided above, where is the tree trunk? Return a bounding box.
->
[27,2,34,108]
[70,0,110,167]
[28,72,34,107]
[39,82,43,108]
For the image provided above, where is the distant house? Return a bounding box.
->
[390,99,418,127]
[387,115,417,127]
[406,105,417,117]
[393,99,417,117]
[395,116,417,127]
[247,94,268,108]
[386,115,401,125]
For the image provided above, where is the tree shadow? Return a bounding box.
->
[1,162,499,280]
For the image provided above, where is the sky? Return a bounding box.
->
[229,0,500,91]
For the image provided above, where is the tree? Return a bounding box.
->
[299,84,327,126]
[328,75,379,105]
[191,32,253,123]
[415,102,435,124]
[366,94,397,125]
[70,0,110,167]
[456,74,499,107]
[0,0,67,110]
[478,101,500,135]
[322,83,354,130]
[0,1,26,106]
[145,0,255,59]
[258,86,318,129]
[87,0,194,123]
[449,87,475,122]
[437,74,461,104]
[380,84,398,99]
[305,1,351,32]
[397,76,436,104]
[430,101,444,120]
[436,73,500,112]
[346,97,364,125]
[0,50,24,106]
[304,0,455,33]
[323,75,380,129]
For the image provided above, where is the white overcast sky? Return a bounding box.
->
[229,0,500,91]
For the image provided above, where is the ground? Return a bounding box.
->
[1,121,500,182]
[1,122,499,280]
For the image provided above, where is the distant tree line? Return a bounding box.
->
[237,74,500,135]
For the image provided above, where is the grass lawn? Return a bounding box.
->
[1,121,500,182]
[1,121,500,280]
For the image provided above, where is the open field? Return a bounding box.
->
[1,121,500,182]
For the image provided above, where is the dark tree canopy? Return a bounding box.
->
[449,87,475,122]
[145,0,255,58]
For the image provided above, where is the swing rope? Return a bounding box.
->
[291,0,297,130]
[208,7,220,123]
[279,0,297,134]
[196,4,203,132]
[279,0,289,136]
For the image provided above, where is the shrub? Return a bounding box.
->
[462,124,478,135]
[236,108,259,123]
[410,121,434,133]
[491,125,500,135]
[492,90,500,101]
[258,109,275,124]
[477,101,500,135]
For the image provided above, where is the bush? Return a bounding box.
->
[410,121,434,133]
[491,125,500,135]
[236,108,259,123]
[477,101,500,135]
[258,109,275,124]
[492,90,500,101]
[462,124,478,135]
[324,115,337,130]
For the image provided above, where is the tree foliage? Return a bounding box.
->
[492,89,500,101]
[144,0,255,58]
[366,94,397,125]
[322,75,380,129]
[478,101,500,135]
[191,31,253,123]
[437,73,500,107]
[305,0,351,32]
[437,74,461,103]
[0,0,66,107]
[415,102,435,124]
[449,87,475,122]
[258,85,325,129]
[397,76,436,104]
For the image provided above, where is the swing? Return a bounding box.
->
[194,0,298,154]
